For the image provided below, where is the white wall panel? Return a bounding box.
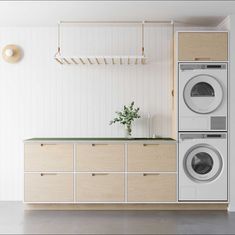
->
[0,24,171,200]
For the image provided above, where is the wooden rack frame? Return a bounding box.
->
[54,20,174,65]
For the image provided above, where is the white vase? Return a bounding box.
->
[124,124,132,138]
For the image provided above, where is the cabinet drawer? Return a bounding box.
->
[24,143,73,172]
[128,173,176,202]
[76,173,124,202]
[128,144,176,172]
[24,173,74,202]
[76,144,124,171]
[178,32,228,61]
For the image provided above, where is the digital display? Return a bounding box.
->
[206,65,222,68]
[206,134,221,138]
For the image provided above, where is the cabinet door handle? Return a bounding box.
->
[91,173,109,176]
[143,144,159,147]
[194,57,211,61]
[40,173,58,176]
[142,173,160,176]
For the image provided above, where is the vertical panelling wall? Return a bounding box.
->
[0,24,172,200]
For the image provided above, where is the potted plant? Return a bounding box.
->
[110,101,140,138]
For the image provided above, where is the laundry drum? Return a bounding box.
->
[184,144,223,182]
[183,74,223,114]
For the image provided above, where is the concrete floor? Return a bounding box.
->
[0,202,235,234]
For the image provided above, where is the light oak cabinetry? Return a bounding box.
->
[24,140,176,204]
[127,143,176,202]
[24,143,73,171]
[128,173,176,202]
[24,143,74,203]
[76,173,125,202]
[76,144,125,171]
[75,143,125,202]
[178,32,228,61]
[128,144,176,172]
[24,173,74,202]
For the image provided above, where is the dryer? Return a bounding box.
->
[178,63,228,131]
[178,132,227,201]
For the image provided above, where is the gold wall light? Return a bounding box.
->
[2,44,22,63]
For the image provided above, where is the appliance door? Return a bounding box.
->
[184,144,223,182]
[183,74,223,114]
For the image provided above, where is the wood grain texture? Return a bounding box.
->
[127,173,176,202]
[76,144,125,171]
[24,143,74,172]
[76,173,125,202]
[24,173,74,202]
[127,144,176,172]
[24,203,228,211]
[178,32,228,61]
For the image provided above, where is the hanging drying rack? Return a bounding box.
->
[54,20,174,65]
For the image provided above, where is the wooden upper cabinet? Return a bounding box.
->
[178,32,228,61]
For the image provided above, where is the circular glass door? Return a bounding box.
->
[183,74,223,114]
[184,144,223,182]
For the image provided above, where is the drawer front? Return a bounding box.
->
[76,173,125,202]
[24,143,73,172]
[178,32,228,61]
[128,144,176,172]
[128,173,176,202]
[76,144,124,171]
[24,173,74,202]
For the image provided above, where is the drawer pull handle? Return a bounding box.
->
[91,144,108,147]
[143,144,159,147]
[143,173,160,176]
[194,57,211,61]
[40,144,57,147]
[40,173,58,176]
[91,173,109,176]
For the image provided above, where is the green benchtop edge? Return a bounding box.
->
[25,137,175,141]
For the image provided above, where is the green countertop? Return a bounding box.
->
[25,137,175,141]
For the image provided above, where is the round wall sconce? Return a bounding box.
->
[2,44,22,63]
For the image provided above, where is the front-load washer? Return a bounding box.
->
[178,132,227,201]
[179,63,227,131]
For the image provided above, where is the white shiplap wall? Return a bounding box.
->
[0,24,213,200]
[0,25,173,200]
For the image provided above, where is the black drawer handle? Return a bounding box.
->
[40,144,57,147]
[91,173,109,176]
[40,173,58,176]
[143,144,159,147]
[143,173,160,176]
[91,144,108,147]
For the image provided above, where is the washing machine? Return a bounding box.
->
[178,63,228,131]
[178,132,227,201]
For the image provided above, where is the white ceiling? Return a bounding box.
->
[0,1,234,27]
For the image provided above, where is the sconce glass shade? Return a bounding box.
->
[2,44,22,63]
[5,48,14,57]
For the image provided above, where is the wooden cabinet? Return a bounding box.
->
[178,32,228,61]
[24,140,176,204]
[76,144,124,171]
[128,144,176,172]
[127,173,176,202]
[76,173,125,202]
[24,173,74,202]
[24,143,73,172]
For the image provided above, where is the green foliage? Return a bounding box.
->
[109,101,141,127]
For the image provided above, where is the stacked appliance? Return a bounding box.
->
[178,63,228,201]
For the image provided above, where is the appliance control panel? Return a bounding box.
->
[180,63,227,71]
